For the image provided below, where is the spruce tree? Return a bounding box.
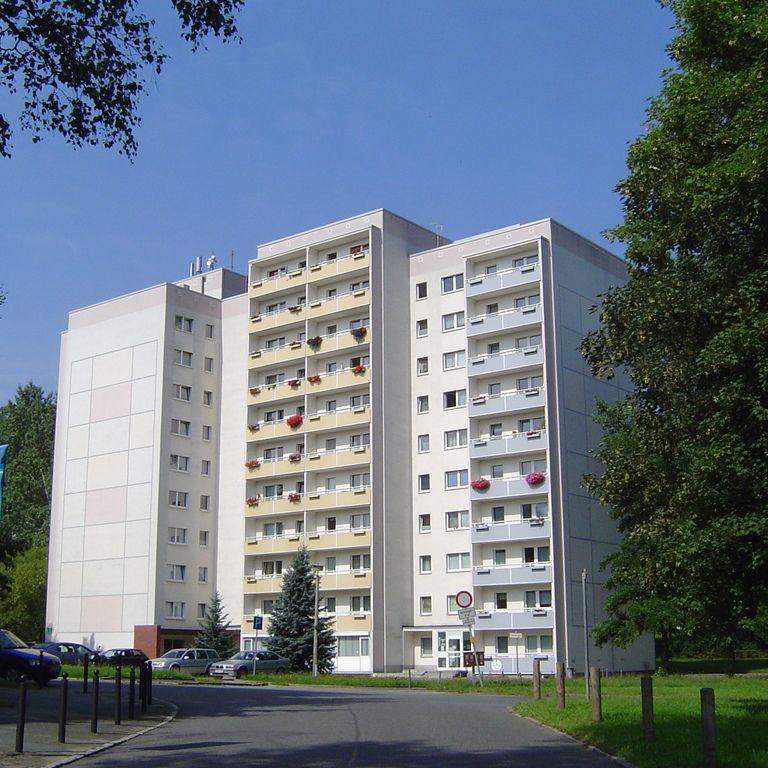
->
[195,591,235,658]
[267,547,335,673]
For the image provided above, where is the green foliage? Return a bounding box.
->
[267,547,336,673]
[0,546,47,641]
[581,0,768,654]
[195,591,235,658]
[0,383,56,549]
[0,1,243,158]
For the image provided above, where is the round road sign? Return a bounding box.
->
[455,590,473,609]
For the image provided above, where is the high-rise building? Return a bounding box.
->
[46,210,654,674]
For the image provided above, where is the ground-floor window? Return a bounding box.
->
[337,636,370,657]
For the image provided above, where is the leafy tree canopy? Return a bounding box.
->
[0,546,47,641]
[0,0,243,158]
[0,383,56,550]
[582,0,768,656]
[267,547,335,673]
[195,591,235,658]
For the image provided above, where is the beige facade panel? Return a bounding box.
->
[249,307,305,332]
[306,290,369,320]
[306,252,370,283]
[249,269,307,299]
[304,405,370,433]
[248,342,304,368]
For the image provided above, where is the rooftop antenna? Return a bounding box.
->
[430,223,444,246]
[230,250,234,270]
[206,253,217,271]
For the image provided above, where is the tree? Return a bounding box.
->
[195,591,235,657]
[0,1,243,158]
[0,546,47,641]
[581,0,768,658]
[267,547,335,673]
[0,383,56,549]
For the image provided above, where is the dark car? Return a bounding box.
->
[209,650,290,678]
[32,641,94,665]
[91,648,149,667]
[0,629,61,686]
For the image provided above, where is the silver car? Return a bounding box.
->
[209,650,290,678]
[150,648,220,674]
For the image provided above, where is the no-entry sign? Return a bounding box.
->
[455,590,473,609]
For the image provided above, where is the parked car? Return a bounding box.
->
[32,642,94,666]
[91,648,149,667]
[209,650,290,678]
[150,648,220,674]
[0,629,61,686]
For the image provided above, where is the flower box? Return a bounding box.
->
[244,459,261,469]
[287,492,301,502]
[246,497,259,507]
[248,424,260,432]
[471,478,491,491]
[287,379,301,387]
[350,327,368,340]
[286,414,303,428]
[288,305,302,313]
[352,364,367,374]
[249,387,260,395]
[307,374,322,383]
[307,336,323,349]
[288,453,301,462]
[525,471,546,486]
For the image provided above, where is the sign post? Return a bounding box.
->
[253,615,263,675]
[510,632,523,678]
[454,593,483,688]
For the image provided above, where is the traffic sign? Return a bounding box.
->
[253,614,263,630]
[455,590,473,609]
[457,607,476,626]
[509,632,523,638]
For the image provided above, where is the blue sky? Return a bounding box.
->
[0,1,674,404]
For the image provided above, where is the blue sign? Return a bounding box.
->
[253,615,263,630]
[0,444,8,520]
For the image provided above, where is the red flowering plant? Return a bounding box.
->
[352,364,367,374]
[246,497,259,507]
[525,471,546,486]
[287,378,301,387]
[471,478,491,491]
[307,336,323,349]
[286,414,303,428]
[307,374,322,383]
[244,459,261,469]
[287,492,301,502]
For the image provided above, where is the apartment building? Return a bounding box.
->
[46,209,654,674]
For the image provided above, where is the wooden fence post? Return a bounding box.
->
[641,675,654,741]
[556,662,566,709]
[532,658,541,700]
[590,667,602,722]
[701,687,718,767]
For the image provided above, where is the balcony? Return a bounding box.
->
[305,331,370,359]
[304,405,370,433]
[472,517,551,544]
[467,304,542,339]
[250,268,306,299]
[245,418,305,442]
[248,379,307,404]
[244,529,371,556]
[465,262,540,299]
[302,366,370,397]
[302,487,371,510]
[469,430,546,460]
[470,475,549,502]
[334,613,372,631]
[306,290,369,320]
[304,446,370,471]
[473,609,554,631]
[469,388,545,417]
[472,563,552,587]
[307,252,370,283]
[245,454,307,479]
[247,341,305,369]
[249,305,306,332]
[468,346,544,378]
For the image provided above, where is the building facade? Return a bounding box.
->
[46,210,654,673]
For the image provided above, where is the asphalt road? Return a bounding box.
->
[71,683,620,768]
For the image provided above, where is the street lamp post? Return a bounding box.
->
[582,568,590,700]
[311,565,322,677]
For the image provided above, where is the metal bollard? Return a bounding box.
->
[15,675,27,753]
[114,665,122,725]
[91,670,100,733]
[532,658,541,700]
[556,661,566,709]
[641,675,654,741]
[147,662,153,706]
[58,672,69,743]
[128,665,136,719]
[82,655,89,694]
[701,688,718,767]
[139,663,147,714]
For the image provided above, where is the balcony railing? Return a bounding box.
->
[472,609,554,630]
[465,261,541,298]
[469,430,546,459]
[468,345,544,377]
[472,563,552,587]
[469,387,545,417]
[471,517,551,543]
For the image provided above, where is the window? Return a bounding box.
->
[443,350,466,370]
[523,546,550,564]
[325,476,336,492]
[264,409,285,423]
[263,447,284,461]
[446,595,459,614]
[326,324,337,335]
[419,596,432,615]
[487,342,500,357]
[514,293,540,308]
[326,399,337,413]
[486,302,499,316]
[416,282,427,299]
[201,459,211,476]
[168,527,187,544]
[325,556,336,572]
[417,434,430,453]
[495,592,508,609]
[350,280,369,292]
[494,548,506,565]
[263,600,275,614]
[351,595,371,613]
[202,425,212,441]
[175,315,194,333]
[204,356,214,373]
[349,317,370,330]
[326,517,336,532]
[491,464,504,479]
[197,603,207,619]
[325,251,337,262]
[445,469,468,489]
[517,374,544,390]
[496,636,509,655]
[417,395,429,414]
[263,560,283,576]
[338,636,369,656]
[419,555,432,574]
[165,601,185,619]
[171,419,191,437]
[202,390,213,406]
[295,520,304,534]
[416,357,429,375]
[264,485,282,500]
[443,389,466,409]
[168,564,186,581]
[350,432,370,447]
[520,459,547,475]
[205,323,214,339]
[198,566,208,583]
[351,554,370,571]
[350,242,369,254]
[172,384,192,401]
[324,438,337,454]
[519,417,545,432]
[516,333,542,349]
[326,288,337,299]
[418,474,431,492]
[349,355,369,368]
[484,264,498,275]
[200,494,210,511]
[441,273,464,293]
[526,635,553,654]
[263,522,284,538]
[350,473,370,488]
[420,637,433,656]
[444,428,467,448]
[525,590,552,608]
[514,254,539,268]
[168,491,188,508]
[416,319,428,337]
[324,597,336,613]
[521,502,548,519]
[446,552,471,571]
[266,301,286,314]
[351,512,370,529]
[442,311,465,331]
[492,506,505,523]
[173,349,192,367]
[325,362,338,376]
[419,514,431,533]
[350,393,370,408]
[199,530,209,547]
[488,423,503,438]
[170,454,190,472]
[446,510,469,530]
[265,337,286,350]
[488,382,502,398]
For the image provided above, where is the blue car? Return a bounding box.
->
[0,629,61,686]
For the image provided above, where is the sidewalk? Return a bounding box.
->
[0,677,173,768]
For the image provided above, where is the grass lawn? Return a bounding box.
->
[514,674,768,768]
